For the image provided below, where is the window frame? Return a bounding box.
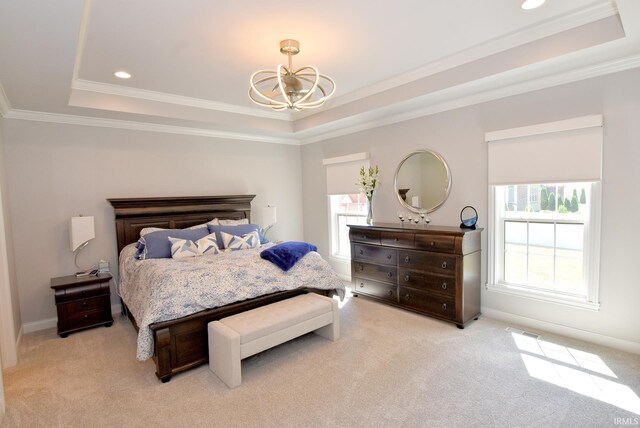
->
[487,182,601,311]
[328,194,367,262]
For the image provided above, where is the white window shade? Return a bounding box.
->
[486,115,603,185]
[323,152,369,195]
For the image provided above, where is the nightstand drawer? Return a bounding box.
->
[66,295,108,313]
[56,282,110,303]
[67,308,110,329]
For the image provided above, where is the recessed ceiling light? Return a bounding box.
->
[114,71,131,79]
[522,0,545,9]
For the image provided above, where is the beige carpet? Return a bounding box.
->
[2,291,639,427]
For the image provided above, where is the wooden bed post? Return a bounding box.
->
[155,328,172,383]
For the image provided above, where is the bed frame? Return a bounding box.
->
[108,195,324,382]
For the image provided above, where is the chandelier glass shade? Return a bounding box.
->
[249,39,336,111]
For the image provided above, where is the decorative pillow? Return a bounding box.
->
[168,232,221,259]
[135,224,209,256]
[221,231,261,251]
[207,224,269,248]
[260,241,318,271]
[208,218,249,226]
[137,228,211,259]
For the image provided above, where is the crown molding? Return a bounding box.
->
[298,52,640,145]
[70,79,292,121]
[0,82,11,117]
[297,0,618,117]
[3,109,300,145]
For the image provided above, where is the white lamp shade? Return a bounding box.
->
[70,216,95,252]
[262,206,277,228]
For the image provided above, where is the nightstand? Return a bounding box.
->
[50,273,114,337]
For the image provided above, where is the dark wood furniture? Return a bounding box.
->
[50,273,114,337]
[108,195,332,383]
[349,223,482,328]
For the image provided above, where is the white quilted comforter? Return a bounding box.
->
[119,243,346,360]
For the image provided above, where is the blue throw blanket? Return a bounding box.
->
[260,241,318,271]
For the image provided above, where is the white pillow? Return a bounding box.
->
[168,232,221,259]
[221,231,260,251]
[140,222,208,237]
[208,218,249,226]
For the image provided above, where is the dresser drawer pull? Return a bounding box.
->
[387,254,392,260]
[404,274,410,282]
[430,241,435,246]
[442,282,447,290]
[358,265,363,271]
[404,256,410,263]
[83,314,89,319]
[404,294,411,301]
[360,234,367,239]
[442,303,447,310]
[387,290,393,296]
[387,272,393,278]
[82,302,88,307]
[359,249,364,256]
[441,261,448,269]
[359,282,364,288]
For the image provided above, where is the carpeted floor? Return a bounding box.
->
[2,291,639,427]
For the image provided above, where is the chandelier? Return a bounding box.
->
[249,39,336,111]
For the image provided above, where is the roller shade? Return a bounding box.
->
[323,152,369,195]
[486,115,603,185]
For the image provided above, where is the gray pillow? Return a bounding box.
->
[207,224,269,248]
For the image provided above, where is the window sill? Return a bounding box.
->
[486,282,600,311]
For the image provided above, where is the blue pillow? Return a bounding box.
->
[138,227,210,259]
[260,241,317,271]
[207,224,269,248]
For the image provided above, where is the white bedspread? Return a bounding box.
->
[119,243,346,360]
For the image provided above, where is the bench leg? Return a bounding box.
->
[208,321,242,388]
[314,298,340,341]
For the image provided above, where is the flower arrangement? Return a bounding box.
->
[357,165,379,199]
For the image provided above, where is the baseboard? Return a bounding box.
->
[22,303,123,334]
[482,307,640,355]
[16,325,22,352]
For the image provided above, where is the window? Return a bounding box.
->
[486,115,602,309]
[329,194,367,259]
[491,182,599,306]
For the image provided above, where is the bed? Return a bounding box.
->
[108,195,345,382]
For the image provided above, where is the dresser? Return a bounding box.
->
[349,223,482,328]
[50,273,114,337]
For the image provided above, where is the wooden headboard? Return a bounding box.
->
[107,195,255,253]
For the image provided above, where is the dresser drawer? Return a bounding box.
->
[380,232,414,248]
[353,278,397,302]
[399,250,457,274]
[353,244,397,266]
[398,268,455,296]
[349,229,381,245]
[56,282,110,303]
[353,262,396,283]
[414,235,456,253]
[399,286,456,319]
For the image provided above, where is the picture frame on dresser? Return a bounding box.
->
[348,223,482,328]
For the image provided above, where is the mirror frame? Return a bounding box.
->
[393,150,452,214]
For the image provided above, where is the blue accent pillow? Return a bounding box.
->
[137,227,210,259]
[260,241,317,271]
[207,224,269,248]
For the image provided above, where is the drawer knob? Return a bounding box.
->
[442,282,447,290]
[441,261,448,269]
[387,254,392,260]
[387,271,393,278]
[404,274,410,282]
[430,241,435,246]
[404,294,411,301]
[358,265,363,271]
[83,314,89,319]
[405,256,410,263]
[359,249,364,256]
[359,282,364,288]
[442,303,447,310]
[82,302,88,307]
[394,237,398,242]
[387,290,393,296]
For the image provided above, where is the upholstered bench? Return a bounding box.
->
[208,292,339,388]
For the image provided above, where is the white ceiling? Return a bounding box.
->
[1,0,639,144]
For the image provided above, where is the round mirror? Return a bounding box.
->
[394,150,452,214]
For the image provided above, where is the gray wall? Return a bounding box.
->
[2,121,303,327]
[301,68,640,347]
